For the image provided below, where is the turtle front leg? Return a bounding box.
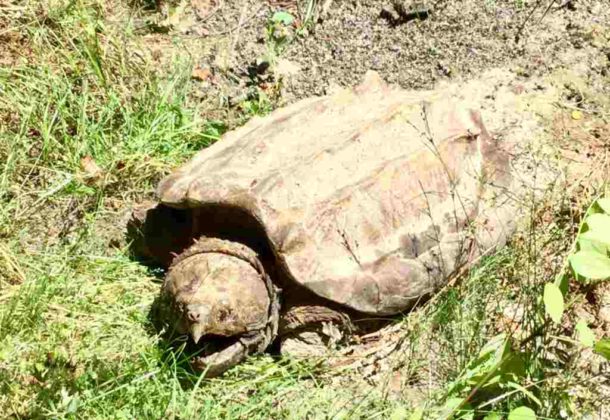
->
[279,304,353,358]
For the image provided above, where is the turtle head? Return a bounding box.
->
[161,238,279,376]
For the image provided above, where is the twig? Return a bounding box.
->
[230,2,249,53]
[538,0,559,24]
[515,0,544,43]
[193,0,224,23]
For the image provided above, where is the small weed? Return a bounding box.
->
[261,10,296,67]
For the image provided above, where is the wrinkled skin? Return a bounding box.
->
[161,237,279,376]
[165,252,270,341]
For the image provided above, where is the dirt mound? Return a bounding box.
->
[188,0,608,103]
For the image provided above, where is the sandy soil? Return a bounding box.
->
[171,0,609,105]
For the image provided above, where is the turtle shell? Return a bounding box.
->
[156,72,514,315]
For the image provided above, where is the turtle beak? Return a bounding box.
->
[189,323,206,344]
[185,304,211,344]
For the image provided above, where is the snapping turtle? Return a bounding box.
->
[131,72,515,376]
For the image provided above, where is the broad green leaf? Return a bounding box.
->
[543,283,564,324]
[554,271,570,296]
[390,407,408,420]
[408,408,424,420]
[594,338,610,360]
[597,197,610,214]
[441,397,464,411]
[575,320,596,347]
[502,352,526,378]
[506,381,542,407]
[483,374,502,387]
[477,333,509,362]
[438,398,460,419]
[580,230,610,246]
[569,250,610,280]
[271,11,295,25]
[439,398,474,420]
[451,334,512,392]
[508,406,536,420]
[578,237,609,255]
[585,213,610,235]
[458,411,474,420]
[390,407,409,420]
[579,217,610,254]
[483,413,502,420]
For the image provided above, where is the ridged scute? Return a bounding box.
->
[158,71,515,315]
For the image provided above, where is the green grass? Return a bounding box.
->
[0,1,397,418]
[0,1,607,418]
